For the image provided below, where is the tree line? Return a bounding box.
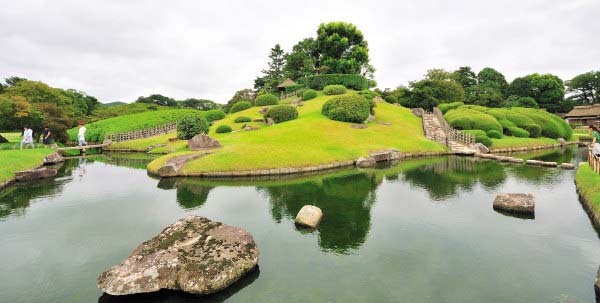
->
[378,67,599,112]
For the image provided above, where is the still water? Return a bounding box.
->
[0,148,598,303]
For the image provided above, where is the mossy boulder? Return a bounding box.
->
[97,216,259,296]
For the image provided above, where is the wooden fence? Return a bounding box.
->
[590,151,600,174]
[105,122,177,142]
[433,107,475,146]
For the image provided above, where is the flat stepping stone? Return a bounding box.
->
[350,124,368,129]
[559,163,575,169]
[508,158,525,164]
[526,160,543,165]
[540,161,558,167]
[493,193,535,214]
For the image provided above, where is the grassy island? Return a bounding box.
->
[0,148,54,184]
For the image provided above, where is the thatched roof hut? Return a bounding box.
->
[276,78,297,91]
[565,104,600,126]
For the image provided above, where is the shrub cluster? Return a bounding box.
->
[323,85,347,95]
[234,116,252,123]
[215,124,232,133]
[297,74,369,90]
[438,102,465,114]
[463,129,493,147]
[358,89,379,100]
[177,115,209,139]
[302,89,318,101]
[230,101,252,113]
[284,84,305,93]
[264,105,298,123]
[321,95,371,123]
[443,105,572,140]
[255,94,279,106]
[204,109,226,122]
[486,130,502,139]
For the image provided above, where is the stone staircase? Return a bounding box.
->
[421,111,478,154]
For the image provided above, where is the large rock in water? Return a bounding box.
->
[187,134,221,150]
[14,168,57,181]
[493,193,535,214]
[97,216,259,296]
[43,153,64,165]
[295,205,323,228]
[356,157,376,168]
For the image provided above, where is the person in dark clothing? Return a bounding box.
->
[42,126,52,148]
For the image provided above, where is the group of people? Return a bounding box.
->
[591,125,600,156]
[19,122,87,149]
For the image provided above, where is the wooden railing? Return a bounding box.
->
[590,151,600,174]
[105,122,177,142]
[433,107,475,146]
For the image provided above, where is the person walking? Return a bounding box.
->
[590,125,600,156]
[42,126,52,148]
[78,121,87,155]
[20,126,34,149]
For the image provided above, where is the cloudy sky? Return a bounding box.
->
[1,0,598,104]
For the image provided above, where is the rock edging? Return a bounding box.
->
[489,141,578,153]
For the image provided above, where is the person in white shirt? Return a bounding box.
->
[77,121,87,147]
[20,126,34,149]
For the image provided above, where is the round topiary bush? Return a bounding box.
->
[234,116,252,123]
[322,95,370,123]
[486,130,502,139]
[255,94,279,106]
[230,101,252,113]
[302,89,317,101]
[323,85,347,95]
[177,115,210,139]
[464,129,492,147]
[523,123,541,138]
[204,109,226,122]
[264,105,298,123]
[507,127,530,138]
[215,124,232,133]
[438,102,465,114]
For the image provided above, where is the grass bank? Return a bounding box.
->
[148,92,446,174]
[575,163,600,226]
[490,137,561,149]
[0,149,54,183]
[106,132,187,153]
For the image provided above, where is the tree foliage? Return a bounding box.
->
[135,94,178,107]
[565,71,599,104]
[315,22,373,76]
[181,98,219,110]
[254,44,286,92]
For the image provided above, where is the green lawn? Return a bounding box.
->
[106,132,188,153]
[575,163,600,216]
[148,92,446,174]
[0,149,54,183]
[490,136,560,149]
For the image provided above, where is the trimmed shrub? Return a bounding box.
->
[507,127,530,138]
[498,119,516,131]
[230,101,252,113]
[523,123,542,138]
[512,107,572,139]
[358,89,378,100]
[255,94,279,106]
[302,89,318,101]
[215,125,232,133]
[323,85,347,95]
[322,95,370,123]
[486,130,502,139]
[234,116,252,123]
[265,105,298,123]
[204,109,226,122]
[438,102,464,114]
[464,129,493,147]
[285,84,305,93]
[297,74,369,90]
[177,115,209,139]
[445,108,502,133]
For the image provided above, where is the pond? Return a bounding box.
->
[0,147,598,303]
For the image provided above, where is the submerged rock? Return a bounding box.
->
[356,156,376,168]
[295,205,323,228]
[97,216,259,296]
[14,168,57,181]
[188,134,221,150]
[493,193,535,214]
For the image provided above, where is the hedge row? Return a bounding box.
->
[297,74,369,90]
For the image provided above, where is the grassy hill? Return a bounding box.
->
[67,109,203,142]
[147,91,445,174]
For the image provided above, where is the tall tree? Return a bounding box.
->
[254,44,286,92]
[181,98,219,110]
[565,71,599,104]
[284,38,317,80]
[315,22,372,76]
[451,67,477,89]
[477,67,508,98]
[507,73,564,112]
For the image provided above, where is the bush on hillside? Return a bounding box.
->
[204,109,226,122]
[230,101,252,113]
[215,125,232,133]
[322,95,371,123]
[503,96,539,108]
[302,89,318,101]
[507,126,530,138]
[177,115,210,139]
[444,108,503,133]
[358,89,378,100]
[463,129,493,147]
[297,74,370,90]
[523,123,542,138]
[264,105,298,123]
[234,116,252,123]
[486,130,502,139]
[284,84,305,93]
[255,94,279,106]
[438,102,465,114]
[323,85,347,95]
[512,107,572,139]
